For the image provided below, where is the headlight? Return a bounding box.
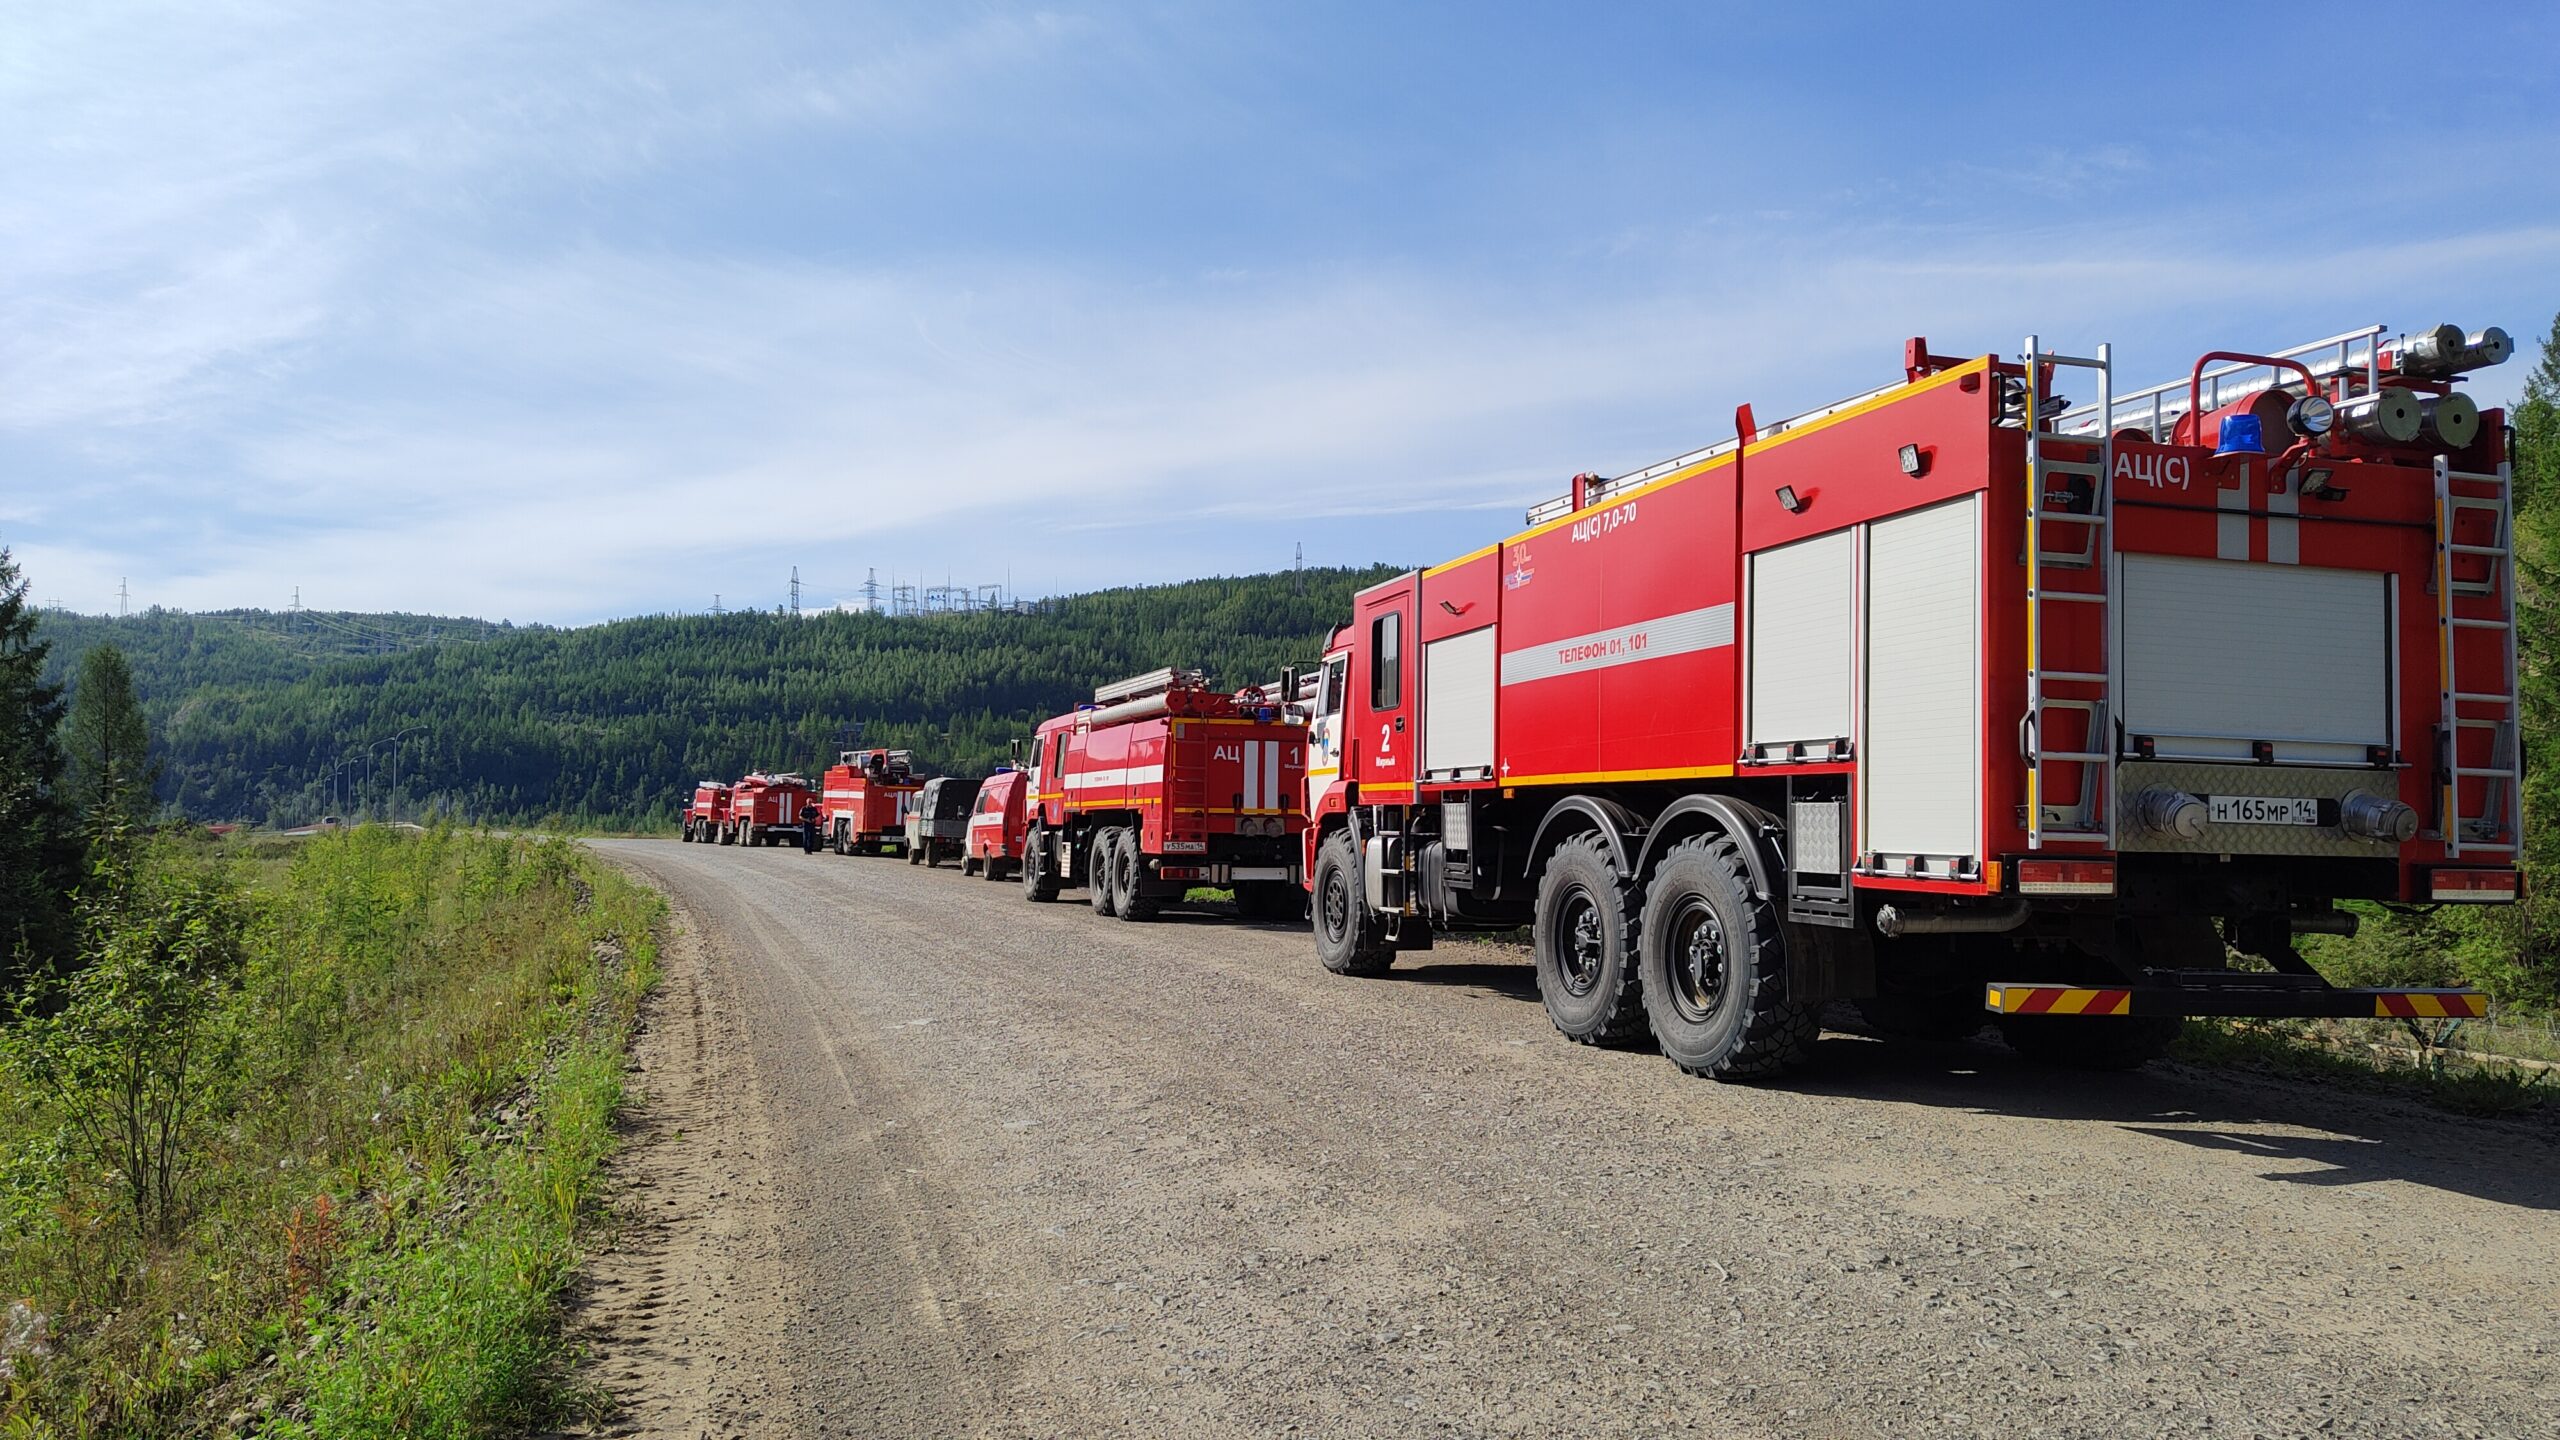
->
[2287,394,2335,437]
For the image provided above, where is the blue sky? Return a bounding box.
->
[5,2,2556,624]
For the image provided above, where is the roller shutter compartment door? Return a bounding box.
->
[2119,553,2387,764]
[1863,496,1981,863]
[1422,626,1497,777]
[1748,529,1854,752]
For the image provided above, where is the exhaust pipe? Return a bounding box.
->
[1875,901,2030,938]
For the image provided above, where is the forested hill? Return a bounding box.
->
[35,567,1401,827]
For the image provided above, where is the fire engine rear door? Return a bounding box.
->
[2117,553,2388,765]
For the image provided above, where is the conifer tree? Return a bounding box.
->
[62,640,159,835]
[0,547,76,982]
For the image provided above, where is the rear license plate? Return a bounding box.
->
[2207,794,2320,826]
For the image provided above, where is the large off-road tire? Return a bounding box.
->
[1089,831,1121,916]
[1312,831,1393,976]
[1531,833,1647,1046]
[1021,832,1061,902]
[1114,831,1159,921]
[717,822,734,846]
[1637,832,1821,1079]
[1998,1014,2184,1070]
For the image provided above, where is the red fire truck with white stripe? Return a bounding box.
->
[729,772,817,847]
[822,748,923,855]
[1020,668,1310,920]
[681,781,732,843]
[1305,322,2519,1078]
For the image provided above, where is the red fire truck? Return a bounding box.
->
[729,772,817,847]
[962,767,1028,880]
[1305,322,2518,1078]
[681,781,732,843]
[1020,668,1310,920]
[822,748,923,855]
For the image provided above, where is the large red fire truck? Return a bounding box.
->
[1020,668,1310,920]
[822,748,923,855]
[729,772,817,847]
[681,781,732,843]
[1304,322,2519,1078]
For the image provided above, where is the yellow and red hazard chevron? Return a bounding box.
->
[2373,991,2486,1019]
[1982,984,2132,1017]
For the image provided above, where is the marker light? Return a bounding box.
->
[2215,413,2266,457]
[2286,394,2335,436]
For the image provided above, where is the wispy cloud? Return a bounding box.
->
[4,3,2553,621]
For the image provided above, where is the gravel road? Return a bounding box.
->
[575,837,2560,1440]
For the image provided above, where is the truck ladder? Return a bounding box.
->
[2433,454,2521,858]
[2022,337,2115,850]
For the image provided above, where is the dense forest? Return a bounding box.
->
[33,568,1400,828]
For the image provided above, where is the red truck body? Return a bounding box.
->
[1018,669,1309,920]
[822,748,923,855]
[1306,323,2519,1079]
[964,768,1029,879]
[728,772,817,847]
[681,781,732,843]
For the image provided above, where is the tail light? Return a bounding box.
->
[2430,868,2519,903]
[2014,858,2116,896]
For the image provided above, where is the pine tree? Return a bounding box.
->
[0,547,76,983]
[2502,310,2560,1002]
[62,640,159,835]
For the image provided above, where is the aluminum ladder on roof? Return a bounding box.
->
[2432,454,2521,858]
[2022,336,2115,850]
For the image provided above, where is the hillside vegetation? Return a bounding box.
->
[36,568,1398,828]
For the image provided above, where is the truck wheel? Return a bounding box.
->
[987,858,1012,882]
[1998,1014,2183,1070]
[1637,832,1819,1079]
[1115,832,1158,921]
[1312,831,1393,976]
[1532,833,1647,1046]
[1021,833,1060,902]
[961,855,980,876]
[1089,832,1121,917]
[909,843,924,865]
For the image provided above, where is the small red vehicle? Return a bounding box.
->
[728,772,817,847]
[963,768,1028,880]
[822,748,923,855]
[681,781,732,843]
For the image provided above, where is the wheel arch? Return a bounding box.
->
[1522,794,1647,882]
[1633,794,1783,900]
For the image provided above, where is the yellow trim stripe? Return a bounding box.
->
[1499,764,1737,788]
[1502,357,1993,548]
[1422,543,1499,578]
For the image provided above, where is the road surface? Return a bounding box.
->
[573,837,2559,1440]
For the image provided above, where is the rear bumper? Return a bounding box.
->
[1986,978,2485,1020]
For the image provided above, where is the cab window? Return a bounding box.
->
[1370,613,1402,710]
[1320,655,1347,719]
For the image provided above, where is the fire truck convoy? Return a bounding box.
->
[666,320,2518,1082]
[1300,321,2519,1077]
[1017,668,1312,921]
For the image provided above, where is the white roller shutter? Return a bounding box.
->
[2120,554,2387,760]
[1422,626,1497,776]
[1749,530,1855,747]
[1863,497,1980,860]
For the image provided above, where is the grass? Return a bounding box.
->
[0,826,661,1438]
[2171,1016,2557,1117]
